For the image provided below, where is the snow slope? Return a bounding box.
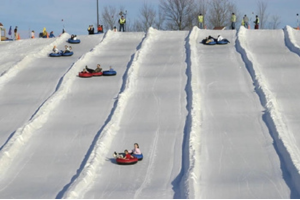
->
[0,27,300,199]
[238,27,300,197]
[190,28,291,199]
[79,29,189,199]
[0,32,144,198]
[0,34,103,149]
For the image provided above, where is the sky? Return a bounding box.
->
[1,0,300,38]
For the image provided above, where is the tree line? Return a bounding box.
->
[99,0,281,32]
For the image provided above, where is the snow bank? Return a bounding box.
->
[237,26,300,193]
[62,29,155,199]
[284,25,300,56]
[0,33,70,90]
[176,26,201,199]
[0,32,107,177]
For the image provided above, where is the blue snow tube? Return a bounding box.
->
[217,40,229,45]
[204,40,216,45]
[103,70,117,76]
[61,51,73,56]
[49,52,62,57]
[133,154,143,160]
[68,38,81,44]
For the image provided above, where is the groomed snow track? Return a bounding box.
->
[0,27,300,199]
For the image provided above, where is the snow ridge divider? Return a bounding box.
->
[0,31,109,178]
[0,33,70,90]
[175,26,202,199]
[284,25,300,57]
[61,29,154,199]
[236,27,300,197]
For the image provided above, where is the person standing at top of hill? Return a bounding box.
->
[14,26,18,40]
[254,15,259,29]
[231,13,236,30]
[43,27,47,37]
[97,25,103,33]
[243,15,249,29]
[31,30,35,39]
[198,13,204,29]
[118,16,126,32]
[87,25,94,34]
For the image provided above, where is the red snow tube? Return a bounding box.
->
[116,157,138,165]
[92,72,103,76]
[79,72,93,78]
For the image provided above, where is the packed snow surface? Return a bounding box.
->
[0,27,300,198]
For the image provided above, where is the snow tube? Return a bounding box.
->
[49,52,61,57]
[203,41,216,45]
[133,154,143,161]
[116,157,138,165]
[62,51,73,56]
[79,72,93,78]
[92,72,103,76]
[217,40,229,45]
[68,38,81,44]
[102,70,117,76]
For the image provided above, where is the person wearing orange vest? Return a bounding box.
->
[97,25,103,33]
[118,16,126,32]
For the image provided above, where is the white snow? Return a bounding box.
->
[0,27,300,199]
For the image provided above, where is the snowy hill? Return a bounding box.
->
[0,26,300,199]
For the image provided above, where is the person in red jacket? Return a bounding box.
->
[122,150,134,159]
[114,150,134,159]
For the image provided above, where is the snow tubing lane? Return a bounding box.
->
[79,72,93,78]
[116,157,138,165]
[68,38,81,44]
[103,70,117,76]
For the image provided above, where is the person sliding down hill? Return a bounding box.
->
[128,143,142,156]
[114,150,134,159]
[85,64,102,73]
[71,34,77,40]
[63,45,72,53]
[52,45,59,54]
[202,35,216,44]
[217,35,230,43]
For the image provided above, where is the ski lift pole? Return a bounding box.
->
[97,0,99,28]
[297,13,299,30]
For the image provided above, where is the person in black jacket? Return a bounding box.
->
[87,25,94,34]
[254,15,259,29]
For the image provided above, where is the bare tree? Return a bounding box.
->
[138,2,157,32]
[257,0,269,29]
[159,0,196,30]
[154,7,165,30]
[206,0,236,29]
[100,6,119,30]
[268,15,281,29]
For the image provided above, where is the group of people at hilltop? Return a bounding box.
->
[87,15,126,34]
[198,13,260,30]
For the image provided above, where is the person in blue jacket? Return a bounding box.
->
[49,31,55,38]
